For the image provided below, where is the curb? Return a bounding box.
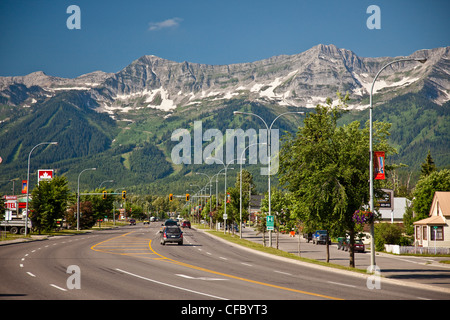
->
[197,227,450,295]
[0,235,50,246]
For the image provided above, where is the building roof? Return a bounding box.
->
[431,191,450,217]
[413,215,446,225]
[414,191,450,226]
[379,197,411,220]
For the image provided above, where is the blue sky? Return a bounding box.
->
[0,0,448,78]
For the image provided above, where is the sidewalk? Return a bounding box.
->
[237,225,450,291]
[0,234,50,246]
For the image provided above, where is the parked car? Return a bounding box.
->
[160,226,183,245]
[128,219,136,226]
[337,237,346,250]
[143,219,150,225]
[338,238,365,252]
[312,230,330,245]
[181,220,191,228]
[303,233,313,243]
[354,240,365,252]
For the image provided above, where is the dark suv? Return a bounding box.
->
[160,226,183,245]
[163,219,178,226]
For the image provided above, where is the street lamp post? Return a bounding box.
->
[234,111,304,246]
[368,57,426,268]
[190,184,201,223]
[211,168,230,228]
[25,142,58,236]
[239,142,267,239]
[77,167,96,231]
[207,157,237,234]
[196,173,213,227]
[99,180,114,189]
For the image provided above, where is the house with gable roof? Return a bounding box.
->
[413,191,450,248]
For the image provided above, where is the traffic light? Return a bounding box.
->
[122,190,126,200]
[102,190,107,200]
[186,193,190,201]
[169,193,173,201]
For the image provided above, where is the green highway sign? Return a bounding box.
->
[266,215,274,231]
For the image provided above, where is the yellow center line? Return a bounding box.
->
[91,231,343,300]
[147,237,343,300]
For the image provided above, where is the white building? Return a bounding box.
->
[414,191,450,248]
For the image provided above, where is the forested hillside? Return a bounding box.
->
[0,89,448,196]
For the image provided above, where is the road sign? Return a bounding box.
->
[223,214,228,220]
[38,169,54,185]
[266,215,274,231]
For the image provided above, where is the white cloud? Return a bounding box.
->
[148,17,183,31]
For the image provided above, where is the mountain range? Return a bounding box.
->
[0,44,449,195]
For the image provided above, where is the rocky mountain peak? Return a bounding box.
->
[0,44,448,114]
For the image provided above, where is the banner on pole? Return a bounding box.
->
[374,151,385,180]
[21,180,28,194]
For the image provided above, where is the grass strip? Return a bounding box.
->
[203,227,367,275]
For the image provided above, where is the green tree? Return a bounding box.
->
[420,150,436,178]
[227,169,256,227]
[84,188,115,222]
[261,189,291,249]
[29,176,70,234]
[279,93,394,267]
[66,201,95,229]
[412,169,450,221]
[152,196,169,219]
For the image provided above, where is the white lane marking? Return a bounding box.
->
[206,252,212,255]
[327,281,356,288]
[20,264,24,268]
[176,274,227,281]
[241,263,252,267]
[219,257,228,260]
[116,268,228,300]
[27,272,36,277]
[274,270,292,276]
[50,284,67,291]
[21,258,25,261]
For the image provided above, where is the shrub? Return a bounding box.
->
[374,223,403,251]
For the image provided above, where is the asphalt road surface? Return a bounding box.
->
[1,223,449,302]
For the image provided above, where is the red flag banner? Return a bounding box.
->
[22,180,28,194]
[374,151,385,180]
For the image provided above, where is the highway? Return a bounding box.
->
[1,223,449,302]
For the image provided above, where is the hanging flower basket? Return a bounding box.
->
[353,210,374,225]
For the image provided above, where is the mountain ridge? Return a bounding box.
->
[0,44,449,195]
[1,44,448,116]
